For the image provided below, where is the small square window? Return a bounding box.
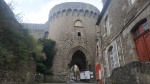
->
[78,32,81,36]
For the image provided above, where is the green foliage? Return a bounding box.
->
[0,23,36,64]
[0,42,13,64]
[36,38,56,75]
[36,63,46,74]
[0,8,38,64]
[32,43,45,61]
[36,62,53,75]
[38,38,56,69]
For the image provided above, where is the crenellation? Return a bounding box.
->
[48,7,99,21]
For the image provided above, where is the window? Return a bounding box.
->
[143,22,148,31]
[44,31,49,39]
[133,21,148,38]
[105,15,110,35]
[109,41,120,69]
[131,0,136,4]
[74,20,83,27]
[78,32,81,36]
[77,32,81,40]
[128,0,136,6]
[97,46,99,56]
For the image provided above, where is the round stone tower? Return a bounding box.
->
[47,2,100,82]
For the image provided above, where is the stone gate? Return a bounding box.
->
[47,2,100,82]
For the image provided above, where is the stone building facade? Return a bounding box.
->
[96,0,150,84]
[47,2,100,82]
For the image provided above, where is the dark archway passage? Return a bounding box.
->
[70,50,86,71]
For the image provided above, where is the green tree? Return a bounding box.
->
[36,38,56,74]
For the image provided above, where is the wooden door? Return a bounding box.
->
[96,64,102,84]
[133,21,150,61]
[143,30,150,59]
[96,64,101,80]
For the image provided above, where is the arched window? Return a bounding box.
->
[44,31,49,39]
[132,19,148,38]
[74,20,83,27]
[108,41,119,69]
[105,41,119,77]
[128,0,136,6]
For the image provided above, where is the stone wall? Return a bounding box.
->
[0,58,36,84]
[22,23,47,39]
[107,61,150,84]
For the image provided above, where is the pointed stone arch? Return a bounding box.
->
[67,46,90,70]
[70,50,86,70]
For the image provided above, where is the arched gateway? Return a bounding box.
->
[70,50,86,71]
[69,50,87,81]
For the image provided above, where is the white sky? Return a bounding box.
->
[4,0,103,23]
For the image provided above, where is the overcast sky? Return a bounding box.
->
[4,0,103,23]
